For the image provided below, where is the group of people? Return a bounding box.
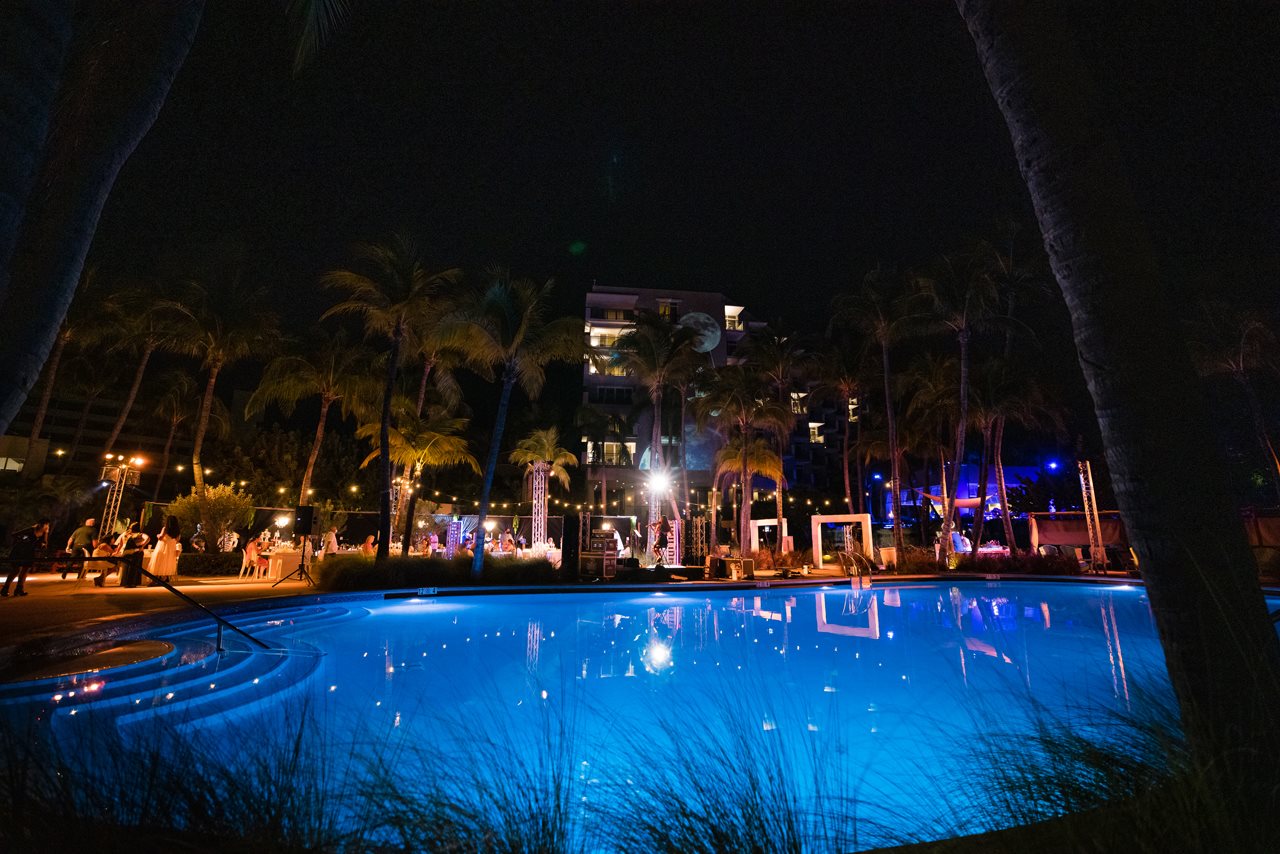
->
[1,514,185,597]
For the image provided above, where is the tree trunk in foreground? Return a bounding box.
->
[472,370,517,579]
[0,1,205,437]
[970,423,992,560]
[942,329,971,559]
[958,0,1280,770]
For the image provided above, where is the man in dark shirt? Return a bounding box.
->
[64,517,97,579]
[3,519,51,597]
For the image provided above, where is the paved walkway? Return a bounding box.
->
[0,571,313,651]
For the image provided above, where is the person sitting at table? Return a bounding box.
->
[360,535,376,557]
[243,537,268,578]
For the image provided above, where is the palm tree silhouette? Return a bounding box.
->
[438,271,582,578]
[246,330,380,507]
[167,266,278,495]
[322,234,462,560]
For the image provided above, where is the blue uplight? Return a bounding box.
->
[872,473,883,480]
[1047,461,1059,470]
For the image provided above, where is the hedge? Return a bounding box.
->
[176,552,244,577]
[316,554,561,592]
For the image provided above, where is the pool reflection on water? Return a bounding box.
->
[3,582,1212,845]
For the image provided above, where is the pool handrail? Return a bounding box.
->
[0,554,274,652]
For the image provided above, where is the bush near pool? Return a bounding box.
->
[316,554,560,591]
[176,552,244,576]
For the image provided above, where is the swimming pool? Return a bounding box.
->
[0,580,1253,848]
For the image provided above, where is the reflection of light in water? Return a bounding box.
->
[643,639,673,674]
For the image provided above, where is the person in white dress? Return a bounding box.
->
[148,516,181,585]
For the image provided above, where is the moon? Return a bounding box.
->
[678,311,721,353]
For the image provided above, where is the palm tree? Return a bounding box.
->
[811,336,865,515]
[712,435,784,554]
[167,270,278,495]
[148,371,228,501]
[958,0,1280,766]
[509,426,577,547]
[611,311,698,518]
[438,272,582,578]
[246,331,380,506]
[695,366,793,555]
[56,349,122,470]
[1187,300,1280,502]
[738,326,806,550]
[357,407,479,554]
[27,265,103,445]
[832,273,911,556]
[100,283,185,454]
[911,253,1004,557]
[322,234,462,560]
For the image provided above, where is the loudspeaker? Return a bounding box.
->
[294,505,320,536]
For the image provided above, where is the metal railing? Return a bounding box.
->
[0,554,272,652]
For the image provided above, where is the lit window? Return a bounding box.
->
[847,397,859,423]
[657,301,676,321]
[790,391,808,415]
[808,423,825,444]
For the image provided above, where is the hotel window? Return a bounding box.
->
[790,391,808,415]
[847,396,859,423]
[725,312,744,331]
[808,422,825,444]
[0,456,24,472]
[657,301,677,321]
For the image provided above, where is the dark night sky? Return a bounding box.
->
[88,2,1280,445]
[94,0,1040,326]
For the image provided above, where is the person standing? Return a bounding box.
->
[3,519,50,597]
[652,514,671,565]
[147,516,181,586]
[322,525,339,559]
[64,517,97,579]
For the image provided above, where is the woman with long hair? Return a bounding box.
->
[147,515,181,586]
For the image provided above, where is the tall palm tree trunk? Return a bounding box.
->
[62,393,97,470]
[27,327,68,444]
[855,417,866,515]
[739,435,751,555]
[377,331,402,561]
[472,370,517,578]
[415,357,435,416]
[103,342,154,454]
[970,423,992,560]
[958,0,1280,769]
[882,339,905,555]
[190,363,220,495]
[943,329,971,557]
[994,416,1017,553]
[299,395,332,504]
[152,417,178,501]
[679,389,690,520]
[401,465,421,556]
[0,1,206,437]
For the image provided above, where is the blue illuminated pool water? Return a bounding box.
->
[3,581,1267,847]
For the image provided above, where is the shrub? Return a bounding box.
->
[168,485,255,554]
[884,546,947,575]
[316,554,560,591]
[176,552,243,577]
[955,551,1083,576]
